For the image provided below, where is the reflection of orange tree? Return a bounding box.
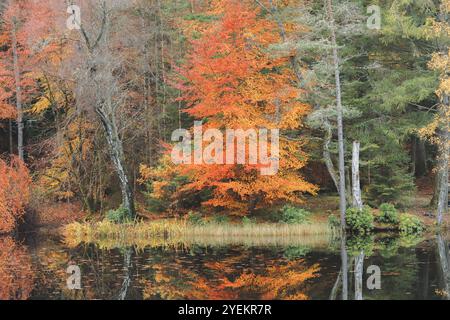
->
[219,261,320,300]
[0,237,34,300]
[143,258,319,300]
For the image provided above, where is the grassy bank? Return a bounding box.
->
[62,219,334,249]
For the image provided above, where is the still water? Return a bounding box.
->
[1,231,450,300]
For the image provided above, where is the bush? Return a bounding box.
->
[328,215,340,230]
[346,206,374,234]
[399,214,424,235]
[106,206,131,223]
[376,203,399,225]
[0,157,31,233]
[279,205,312,224]
[186,211,205,225]
[242,216,256,225]
[212,215,230,224]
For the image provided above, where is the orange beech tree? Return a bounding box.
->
[141,0,316,214]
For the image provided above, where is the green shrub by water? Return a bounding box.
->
[328,215,340,230]
[186,211,205,225]
[242,216,256,225]
[106,206,131,223]
[399,214,424,235]
[376,203,399,225]
[279,205,312,224]
[346,206,374,234]
[212,215,230,224]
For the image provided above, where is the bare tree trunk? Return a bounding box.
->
[436,233,450,300]
[437,95,449,226]
[354,251,364,300]
[96,107,136,219]
[326,0,346,228]
[8,119,13,154]
[11,18,24,161]
[117,248,132,300]
[340,233,348,300]
[77,1,136,219]
[323,121,340,192]
[329,268,342,300]
[352,141,363,210]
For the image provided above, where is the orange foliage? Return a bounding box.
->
[0,0,62,121]
[0,157,31,233]
[142,0,316,213]
[143,256,319,300]
[0,237,34,300]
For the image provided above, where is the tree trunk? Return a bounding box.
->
[323,121,340,192]
[329,269,342,300]
[354,251,364,300]
[340,233,348,300]
[436,233,450,300]
[437,95,449,226]
[8,119,13,154]
[11,18,24,161]
[326,0,346,228]
[352,141,363,210]
[117,247,132,300]
[416,138,428,176]
[96,107,136,219]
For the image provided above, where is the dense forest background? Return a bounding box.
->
[0,0,448,231]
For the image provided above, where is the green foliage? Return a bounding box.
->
[212,215,230,225]
[346,206,374,234]
[186,211,205,226]
[346,235,375,257]
[376,203,399,225]
[399,214,425,236]
[242,216,256,225]
[106,206,131,223]
[328,214,340,230]
[283,246,311,260]
[279,205,312,225]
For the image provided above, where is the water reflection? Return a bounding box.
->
[2,232,450,300]
[436,234,450,299]
[0,237,34,300]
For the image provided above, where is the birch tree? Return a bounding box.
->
[74,1,136,218]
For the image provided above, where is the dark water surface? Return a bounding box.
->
[1,231,450,300]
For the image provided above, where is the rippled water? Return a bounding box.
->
[1,231,450,300]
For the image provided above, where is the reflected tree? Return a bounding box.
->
[117,247,134,300]
[436,233,450,299]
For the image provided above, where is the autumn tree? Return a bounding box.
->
[142,0,316,214]
[0,0,59,160]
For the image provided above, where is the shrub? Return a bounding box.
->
[399,214,424,235]
[106,206,131,223]
[212,215,230,224]
[0,157,31,233]
[283,245,311,260]
[242,216,256,225]
[186,211,205,225]
[279,205,311,224]
[328,215,340,230]
[346,235,375,256]
[346,206,374,234]
[376,203,399,225]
